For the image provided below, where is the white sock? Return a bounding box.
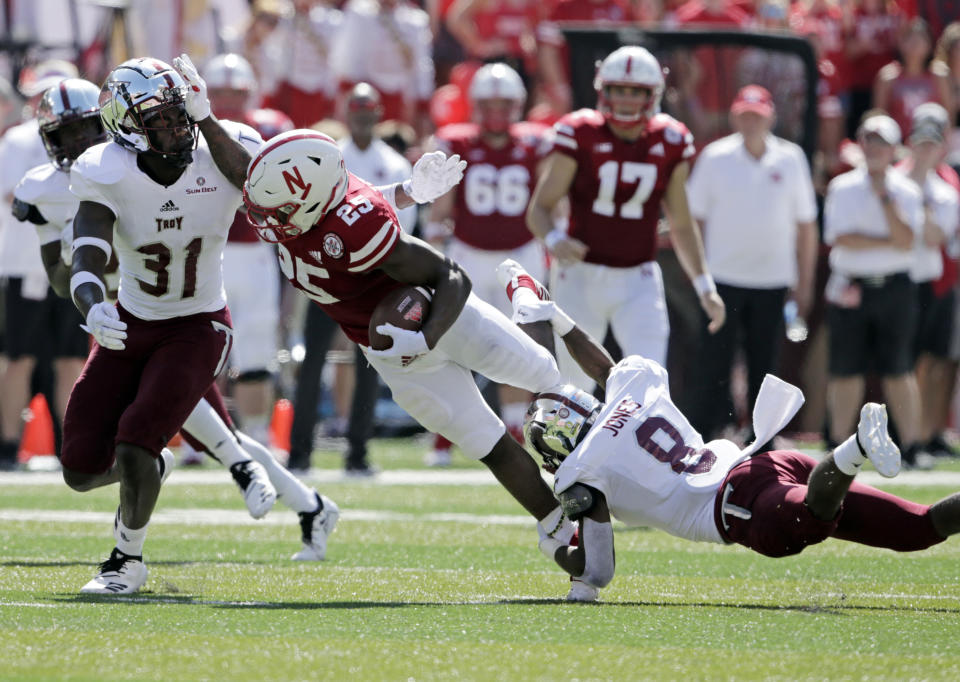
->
[501,402,528,433]
[114,516,148,556]
[833,434,866,476]
[237,431,317,513]
[538,505,575,545]
[182,400,248,467]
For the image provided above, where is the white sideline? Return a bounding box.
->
[0,507,535,528]
[0,468,958,487]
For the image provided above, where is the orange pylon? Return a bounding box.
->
[269,399,294,453]
[18,394,56,462]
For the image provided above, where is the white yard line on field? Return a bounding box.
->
[0,507,535,527]
[1,468,959,487]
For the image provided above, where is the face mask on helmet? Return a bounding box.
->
[243,130,350,243]
[37,78,107,170]
[469,63,526,134]
[139,102,197,168]
[99,58,198,166]
[523,385,603,473]
[594,46,664,126]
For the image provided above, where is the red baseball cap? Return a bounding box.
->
[731,85,775,117]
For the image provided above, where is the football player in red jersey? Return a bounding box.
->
[425,62,549,464]
[244,130,579,552]
[527,45,726,392]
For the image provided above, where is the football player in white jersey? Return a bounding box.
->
[14,78,338,564]
[498,260,960,602]
[59,55,333,595]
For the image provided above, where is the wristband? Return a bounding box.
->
[543,228,565,251]
[551,306,576,336]
[70,271,106,302]
[401,179,415,202]
[693,273,717,296]
[423,221,450,241]
[72,236,112,261]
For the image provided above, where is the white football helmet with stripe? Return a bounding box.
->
[37,78,107,170]
[243,129,348,243]
[524,384,603,473]
[469,62,526,133]
[594,45,664,125]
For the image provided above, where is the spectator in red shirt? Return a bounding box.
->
[873,17,951,138]
[790,0,853,113]
[446,0,543,85]
[536,0,637,115]
[847,0,903,134]
[672,0,751,24]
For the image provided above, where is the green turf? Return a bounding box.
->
[1,439,959,681]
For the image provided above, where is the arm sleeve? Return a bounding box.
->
[340,202,403,273]
[792,149,818,223]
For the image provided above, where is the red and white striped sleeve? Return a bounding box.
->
[346,217,402,273]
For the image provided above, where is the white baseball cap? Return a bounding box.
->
[857,115,901,146]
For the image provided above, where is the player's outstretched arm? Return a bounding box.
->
[663,161,726,333]
[378,230,471,349]
[559,326,615,390]
[174,53,251,190]
[381,150,467,211]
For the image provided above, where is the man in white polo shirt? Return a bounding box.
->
[824,113,926,467]
[686,85,818,443]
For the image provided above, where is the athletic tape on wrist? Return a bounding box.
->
[401,179,415,202]
[72,236,112,261]
[70,271,106,302]
[543,228,565,250]
[693,273,717,296]
[552,307,576,336]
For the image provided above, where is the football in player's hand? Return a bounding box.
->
[368,286,432,351]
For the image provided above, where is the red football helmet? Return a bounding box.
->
[469,62,526,134]
[244,129,348,243]
[594,46,664,126]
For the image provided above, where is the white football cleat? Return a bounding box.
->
[158,447,175,484]
[857,403,901,478]
[80,548,148,595]
[229,459,277,519]
[566,577,599,603]
[495,258,549,301]
[292,493,339,561]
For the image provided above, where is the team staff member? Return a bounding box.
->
[823,113,926,467]
[686,85,818,443]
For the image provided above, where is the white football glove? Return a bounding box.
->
[366,324,430,366]
[173,53,211,122]
[81,301,127,350]
[403,151,467,204]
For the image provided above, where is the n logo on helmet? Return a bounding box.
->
[282,166,312,200]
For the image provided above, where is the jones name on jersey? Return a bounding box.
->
[553,355,747,544]
[69,120,263,320]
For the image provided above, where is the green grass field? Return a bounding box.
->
[1,438,959,681]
